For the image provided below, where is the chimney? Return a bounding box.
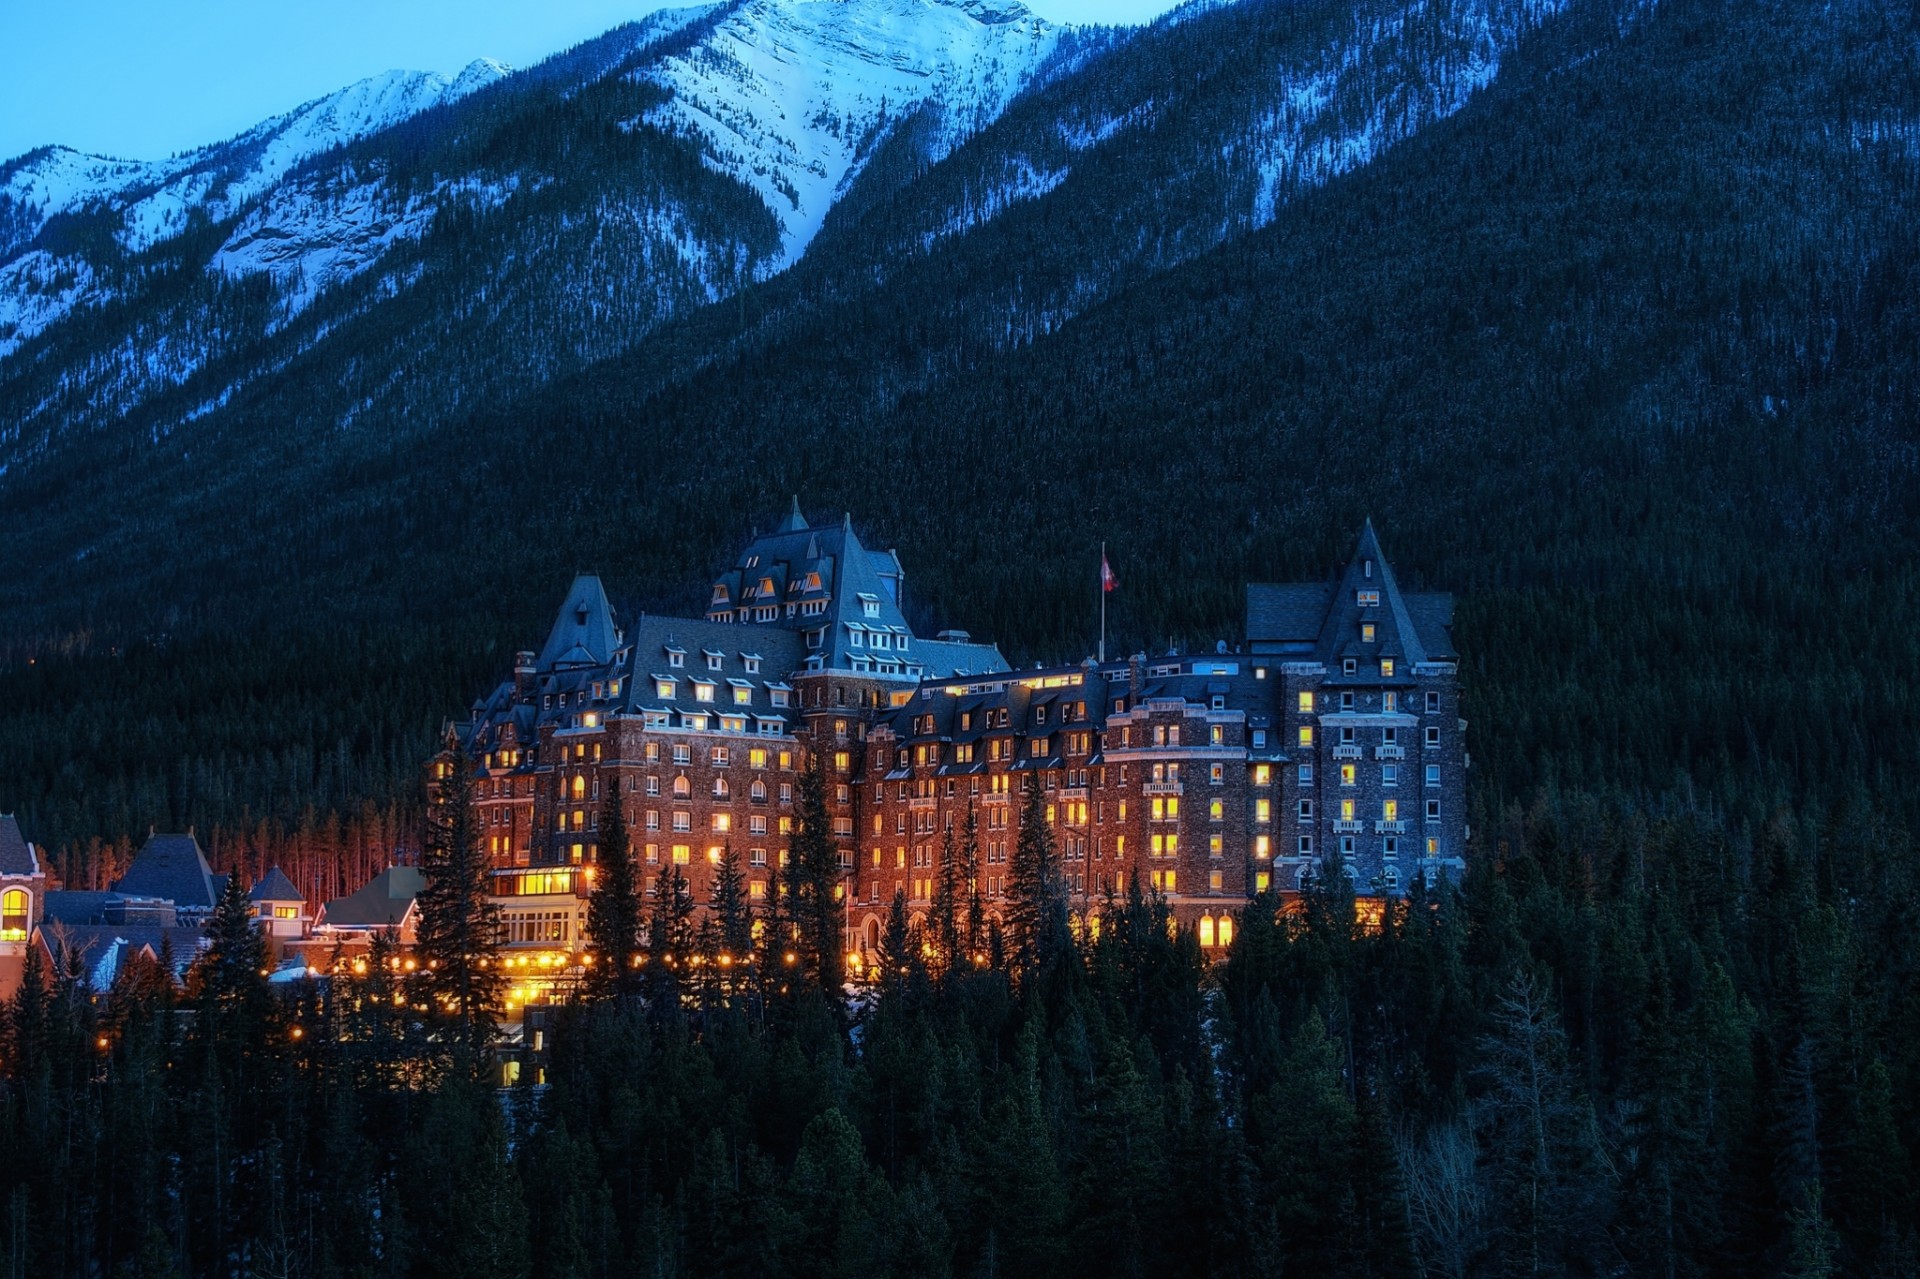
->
[1128,652,1145,701]
[514,651,537,699]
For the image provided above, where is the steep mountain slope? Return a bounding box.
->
[4,0,1918,863]
[0,0,1068,469]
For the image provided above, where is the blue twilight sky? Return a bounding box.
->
[1,0,1180,163]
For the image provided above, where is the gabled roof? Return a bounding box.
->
[1245,523,1454,667]
[319,866,425,929]
[0,814,38,878]
[249,866,304,904]
[114,834,218,911]
[538,574,621,668]
[37,923,205,992]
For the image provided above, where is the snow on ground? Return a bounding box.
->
[636,0,1061,264]
[0,251,98,358]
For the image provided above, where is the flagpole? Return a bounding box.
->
[1099,541,1107,664]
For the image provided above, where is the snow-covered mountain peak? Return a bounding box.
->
[639,0,1061,261]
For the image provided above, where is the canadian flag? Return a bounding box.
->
[1101,551,1119,593]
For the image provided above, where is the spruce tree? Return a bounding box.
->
[646,861,695,1006]
[583,779,640,999]
[711,842,754,961]
[197,865,275,1073]
[414,750,504,1058]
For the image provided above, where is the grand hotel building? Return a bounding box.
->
[446,505,1466,960]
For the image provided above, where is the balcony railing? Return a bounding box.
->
[1143,782,1184,796]
[1332,745,1362,760]
[1374,745,1404,760]
[1332,819,1363,833]
[1374,820,1407,834]
[908,796,937,810]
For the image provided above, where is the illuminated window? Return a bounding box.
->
[645,843,659,863]
[1209,835,1224,857]
[273,905,298,920]
[1361,623,1376,643]
[1381,659,1395,678]
[694,682,716,703]
[1255,871,1271,893]
[1340,799,1356,821]
[1209,870,1223,892]
[1209,725,1224,745]
[1254,835,1270,857]
[1254,764,1271,786]
[1298,726,1314,747]
[1255,798,1271,823]
[1218,916,1234,947]
[656,679,676,698]
[734,685,751,705]
[1383,800,1398,822]
[835,752,851,772]
[1209,799,1224,822]
[750,748,768,769]
[749,881,766,900]
[1210,763,1224,784]
[708,846,723,864]
[571,775,586,799]
[1151,869,1176,893]
[672,844,691,865]
[1298,690,1314,713]
[712,813,732,832]
[1341,764,1356,787]
[2,888,29,940]
[1199,916,1216,948]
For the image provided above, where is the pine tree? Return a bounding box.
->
[712,841,753,961]
[414,750,504,1058]
[790,752,844,995]
[930,819,962,974]
[584,779,640,999]
[962,802,985,962]
[1006,770,1068,983]
[196,864,276,1074]
[646,861,695,1006]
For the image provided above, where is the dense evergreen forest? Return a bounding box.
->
[2,0,1919,1271]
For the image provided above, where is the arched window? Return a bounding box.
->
[713,777,730,799]
[1198,915,1216,948]
[0,889,27,940]
[672,775,691,799]
[571,775,586,800]
[1217,915,1235,949]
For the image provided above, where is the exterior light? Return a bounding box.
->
[290,1026,304,1040]
[96,1035,109,1050]
[783,951,797,965]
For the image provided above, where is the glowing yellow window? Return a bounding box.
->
[1255,871,1271,893]
[1115,835,1125,856]
[571,775,586,799]
[750,748,768,768]
[694,683,715,703]
[779,751,792,769]
[1253,764,1271,786]
[672,844,691,864]
[1254,835,1271,858]
[1341,764,1356,787]
[656,679,675,698]
[872,847,882,866]
[1218,916,1235,947]
[708,846,723,864]
[1198,916,1216,947]
[1341,799,1355,821]
[273,905,298,920]
[896,848,907,869]
[835,752,850,772]
[1383,800,1398,822]
[1382,659,1395,677]
[749,881,767,900]
[712,813,731,832]
[1209,799,1224,822]
[1362,622,1376,643]
[1255,798,1271,823]
[1297,690,1314,712]
[1298,726,1314,747]
[1427,837,1440,855]
[1209,834,1224,857]
[2,888,29,940]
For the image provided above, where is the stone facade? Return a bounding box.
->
[445,510,1466,961]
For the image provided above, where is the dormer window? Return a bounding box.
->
[706,651,723,671]
[1357,590,1380,607]
[656,678,676,699]
[743,655,761,674]
[1361,622,1375,643]
[667,649,685,668]
[897,633,909,652]
[1343,658,1357,675]
[848,628,863,647]
[872,631,889,650]
[1381,659,1396,678]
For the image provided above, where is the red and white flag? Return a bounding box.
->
[1101,551,1119,593]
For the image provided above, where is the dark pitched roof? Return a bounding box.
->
[113,834,218,910]
[538,574,621,668]
[38,923,205,991]
[1245,523,1454,668]
[0,814,37,877]
[320,866,425,929]
[249,866,304,903]
[39,891,115,926]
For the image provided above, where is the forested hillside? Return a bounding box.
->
[1,0,1918,1273]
